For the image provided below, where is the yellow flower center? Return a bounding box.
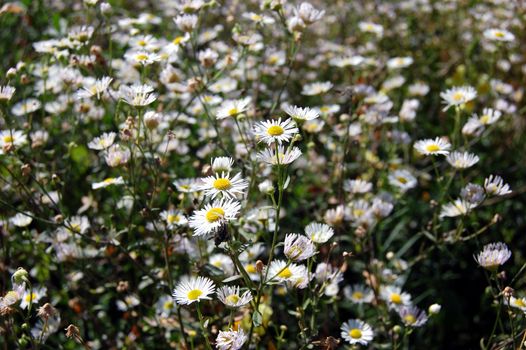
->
[228,107,238,116]
[3,135,14,143]
[103,178,115,183]
[390,293,402,304]
[70,223,81,233]
[278,267,292,279]
[187,289,202,301]
[246,264,256,273]
[480,115,490,124]
[514,299,526,307]
[352,291,364,300]
[452,92,464,101]
[349,328,362,339]
[396,176,408,184]
[25,293,37,303]
[226,294,240,304]
[167,214,180,224]
[425,144,440,152]
[353,209,365,217]
[213,178,231,191]
[206,207,225,222]
[267,125,284,136]
[173,36,185,45]
[404,314,416,324]
[494,31,504,38]
[135,54,148,61]
[251,14,262,21]
[163,300,174,310]
[138,40,146,46]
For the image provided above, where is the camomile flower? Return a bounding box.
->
[217,285,253,308]
[116,294,140,311]
[387,56,413,69]
[77,76,112,99]
[198,172,248,199]
[484,28,515,42]
[301,81,333,96]
[20,286,47,309]
[257,145,302,165]
[125,50,162,66]
[243,12,275,25]
[88,132,117,151]
[11,98,41,116]
[344,179,373,194]
[11,212,33,227]
[173,178,199,193]
[92,176,125,190]
[446,151,480,169]
[174,14,198,32]
[304,222,334,244]
[189,198,241,236]
[209,254,235,275]
[0,130,27,152]
[388,169,417,192]
[105,144,130,167]
[506,296,526,312]
[340,319,374,346]
[284,233,316,261]
[440,86,477,111]
[173,276,215,305]
[119,84,157,107]
[266,260,304,284]
[253,118,298,145]
[474,242,511,271]
[215,328,247,350]
[155,295,176,317]
[380,285,412,309]
[283,105,319,122]
[344,284,374,304]
[398,306,428,327]
[211,157,234,173]
[484,175,511,196]
[439,198,475,218]
[414,137,451,156]
[160,209,187,229]
[216,97,251,119]
[0,85,16,102]
[295,2,325,24]
[359,21,384,36]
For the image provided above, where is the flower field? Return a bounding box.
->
[1,0,526,349]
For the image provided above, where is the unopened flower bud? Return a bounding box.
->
[428,303,441,315]
[6,68,17,79]
[12,267,29,285]
[255,260,264,273]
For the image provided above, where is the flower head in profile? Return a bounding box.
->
[253,118,298,145]
[439,198,475,218]
[484,28,515,42]
[284,234,316,261]
[446,151,479,169]
[216,97,251,119]
[217,285,253,308]
[304,222,334,244]
[119,84,157,107]
[340,319,374,346]
[484,175,511,196]
[414,137,451,156]
[257,145,302,165]
[474,242,511,271]
[77,76,112,99]
[189,198,241,236]
[173,276,215,305]
[398,305,428,327]
[215,328,247,350]
[440,86,477,111]
[301,81,333,96]
[283,105,319,122]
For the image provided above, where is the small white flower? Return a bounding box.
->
[344,284,374,304]
[398,305,428,327]
[474,242,511,270]
[217,285,253,308]
[484,28,515,42]
[189,198,241,236]
[119,84,157,107]
[388,169,417,192]
[440,86,477,111]
[198,172,248,199]
[173,276,215,305]
[301,81,333,96]
[215,328,247,350]
[304,222,334,244]
[387,56,413,69]
[340,319,374,346]
[414,137,451,156]
[211,157,234,173]
[440,198,475,218]
[484,175,511,196]
[77,76,112,99]
[216,97,251,119]
[88,132,117,150]
[446,151,480,169]
[174,14,198,32]
[257,145,302,165]
[92,176,125,190]
[284,233,316,261]
[344,179,373,194]
[428,303,442,315]
[283,105,319,122]
[11,212,33,227]
[160,209,188,229]
[380,285,412,309]
[253,118,298,145]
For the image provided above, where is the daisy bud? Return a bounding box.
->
[100,2,112,15]
[428,303,441,315]
[393,325,402,334]
[256,260,265,273]
[12,267,29,285]
[90,45,102,56]
[386,251,395,260]
[258,180,274,194]
[54,214,64,224]
[6,68,17,79]
[65,324,83,344]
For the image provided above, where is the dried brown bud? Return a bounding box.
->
[503,286,514,298]
[54,215,64,224]
[90,45,102,56]
[21,164,31,177]
[20,74,30,85]
[3,143,14,154]
[37,303,58,320]
[117,280,129,293]
[255,260,265,273]
[65,324,83,344]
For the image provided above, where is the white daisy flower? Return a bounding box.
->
[398,305,428,327]
[440,86,477,111]
[446,151,480,169]
[20,286,47,309]
[11,212,33,227]
[301,81,333,96]
[216,97,251,119]
[387,56,413,69]
[344,284,374,304]
[209,254,235,275]
[174,14,198,32]
[198,172,248,199]
[283,105,319,122]
[414,137,451,156]
[439,198,475,218]
[340,319,374,346]
[257,145,302,165]
[506,296,526,312]
[0,130,27,152]
[388,169,417,192]
[484,175,511,196]
[380,285,412,309]
[92,176,125,190]
[173,276,215,305]
[344,179,373,194]
[189,198,241,236]
[283,233,316,261]
[265,260,305,284]
[474,242,511,271]
[359,21,384,36]
[0,85,16,102]
[211,157,234,173]
[125,50,162,66]
[215,328,247,350]
[483,28,515,42]
[77,76,112,99]
[11,98,41,116]
[88,132,117,150]
[105,144,131,167]
[253,118,298,145]
[295,2,325,25]
[217,285,253,308]
[304,222,334,244]
[160,209,187,229]
[119,84,157,107]
[173,178,200,193]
